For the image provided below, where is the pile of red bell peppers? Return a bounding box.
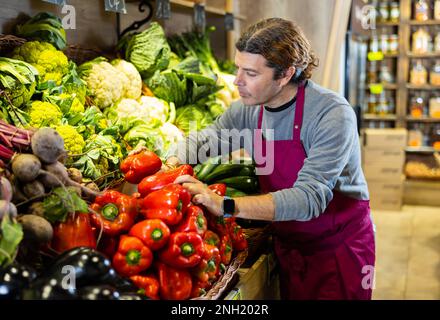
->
[63,150,248,300]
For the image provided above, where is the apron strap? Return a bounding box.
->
[293,82,306,141]
[257,81,306,140]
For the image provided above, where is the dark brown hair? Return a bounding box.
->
[236,18,319,84]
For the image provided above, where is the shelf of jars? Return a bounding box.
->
[407,52,440,57]
[409,19,440,25]
[406,116,440,122]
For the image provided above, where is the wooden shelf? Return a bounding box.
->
[407,52,440,58]
[409,19,440,25]
[377,21,400,26]
[170,0,246,20]
[406,116,440,122]
[383,52,400,58]
[405,146,438,153]
[363,114,397,121]
[406,84,440,90]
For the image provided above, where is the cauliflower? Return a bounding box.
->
[55,124,85,155]
[13,41,69,85]
[111,59,142,100]
[78,57,125,110]
[28,101,62,128]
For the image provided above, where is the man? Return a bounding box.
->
[168,18,375,300]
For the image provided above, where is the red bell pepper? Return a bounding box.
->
[140,184,191,226]
[226,218,248,251]
[158,232,204,268]
[156,261,192,300]
[120,150,162,184]
[191,243,221,283]
[190,279,211,298]
[174,205,207,236]
[138,164,194,197]
[208,183,227,196]
[90,190,138,236]
[130,274,160,300]
[112,235,153,277]
[203,230,221,247]
[207,213,228,236]
[219,234,233,265]
[129,219,170,251]
[52,213,96,254]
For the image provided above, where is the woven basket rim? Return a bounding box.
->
[192,249,248,300]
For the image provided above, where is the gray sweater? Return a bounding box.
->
[171,80,369,221]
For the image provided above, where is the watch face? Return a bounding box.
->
[223,198,235,215]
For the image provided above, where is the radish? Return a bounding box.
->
[40,162,101,199]
[18,214,53,244]
[23,180,45,199]
[0,200,17,219]
[31,127,66,164]
[11,154,41,182]
[0,176,12,202]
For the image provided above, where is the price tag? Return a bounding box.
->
[104,0,127,14]
[156,0,171,19]
[194,3,206,32]
[225,13,234,31]
[42,0,66,5]
[369,83,384,94]
[367,51,384,61]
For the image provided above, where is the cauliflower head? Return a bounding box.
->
[80,59,125,109]
[111,59,142,100]
[13,41,69,85]
[28,100,62,128]
[55,124,85,155]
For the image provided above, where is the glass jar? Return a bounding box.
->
[379,1,390,22]
[368,93,378,114]
[435,0,440,20]
[389,2,400,22]
[410,94,426,117]
[429,96,440,118]
[388,34,399,54]
[367,61,378,84]
[408,124,423,147]
[410,60,428,85]
[377,92,390,115]
[369,34,380,52]
[412,28,431,53]
[430,60,440,85]
[432,124,440,150]
[435,31,440,52]
[380,33,389,53]
[414,0,430,21]
[388,94,396,114]
[379,63,395,83]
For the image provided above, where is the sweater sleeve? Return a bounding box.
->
[271,105,358,221]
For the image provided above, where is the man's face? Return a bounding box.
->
[233,51,284,106]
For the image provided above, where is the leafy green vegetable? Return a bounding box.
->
[175,104,213,135]
[15,12,67,50]
[43,186,89,223]
[125,22,171,78]
[0,214,23,267]
[147,70,187,107]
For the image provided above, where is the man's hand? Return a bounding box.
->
[161,156,181,172]
[174,175,223,216]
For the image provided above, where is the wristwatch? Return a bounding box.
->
[222,196,235,218]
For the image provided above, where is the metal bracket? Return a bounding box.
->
[117,0,154,39]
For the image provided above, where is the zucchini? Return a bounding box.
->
[193,164,202,176]
[237,165,256,177]
[217,176,259,194]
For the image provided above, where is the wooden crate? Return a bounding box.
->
[403,179,440,206]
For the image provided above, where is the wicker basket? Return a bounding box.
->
[0,34,112,65]
[193,250,248,300]
[242,225,271,266]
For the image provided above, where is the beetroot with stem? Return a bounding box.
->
[31,127,66,164]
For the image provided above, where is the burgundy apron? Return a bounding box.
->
[255,83,375,300]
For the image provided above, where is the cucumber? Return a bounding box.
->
[237,165,256,177]
[196,156,222,181]
[217,176,259,194]
[203,164,247,183]
[225,187,248,197]
[193,164,202,176]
